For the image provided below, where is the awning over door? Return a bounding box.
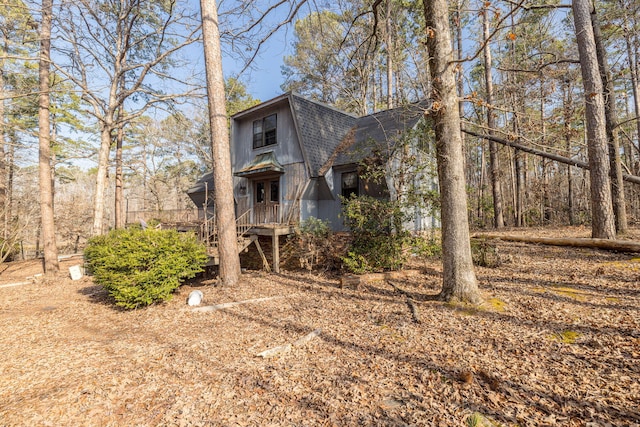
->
[234,151,284,178]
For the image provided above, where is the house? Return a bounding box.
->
[187,92,438,235]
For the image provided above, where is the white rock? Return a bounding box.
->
[69,265,83,280]
[187,290,203,306]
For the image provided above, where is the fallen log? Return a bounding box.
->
[191,295,287,313]
[256,328,322,358]
[473,234,640,253]
[256,343,291,358]
[293,329,322,347]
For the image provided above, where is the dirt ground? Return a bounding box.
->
[0,227,639,426]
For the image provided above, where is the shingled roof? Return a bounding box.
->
[288,94,358,178]
[323,100,429,171]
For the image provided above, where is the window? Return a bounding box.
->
[255,180,279,204]
[341,171,359,198]
[253,114,277,148]
[256,182,265,203]
[270,180,279,202]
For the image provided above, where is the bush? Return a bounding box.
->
[340,195,411,273]
[410,234,442,258]
[84,227,208,309]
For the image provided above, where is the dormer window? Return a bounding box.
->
[253,114,277,149]
[341,171,359,198]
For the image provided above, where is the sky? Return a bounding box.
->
[212,0,307,103]
[222,32,292,103]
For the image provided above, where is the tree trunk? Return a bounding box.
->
[508,0,523,227]
[621,2,640,166]
[114,71,126,229]
[200,0,241,286]
[591,7,627,234]
[0,35,7,240]
[514,147,523,226]
[478,142,486,226]
[92,125,112,236]
[482,5,504,229]
[423,0,480,304]
[114,121,124,229]
[38,0,59,274]
[562,79,575,225]
[539,83,550,224]
[385,0,393,109]
[572,0,616,239]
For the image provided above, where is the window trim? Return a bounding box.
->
[252,114,277,149]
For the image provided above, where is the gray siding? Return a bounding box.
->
[231,101,306,171]
[231,100,309,222]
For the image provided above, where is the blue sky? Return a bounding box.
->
[222,31,291,103]
[213,0,304,103]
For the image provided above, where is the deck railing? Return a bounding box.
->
[126,208,200,224]
[128,204,298,250]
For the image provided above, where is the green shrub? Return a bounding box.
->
[84,227,208,309]
[411,234,442,258]
[340,195,411,273]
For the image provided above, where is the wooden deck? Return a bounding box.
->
[127,209,296,273]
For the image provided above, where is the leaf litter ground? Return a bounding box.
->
[0,226,638,426]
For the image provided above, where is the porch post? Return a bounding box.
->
[272,231,280,273]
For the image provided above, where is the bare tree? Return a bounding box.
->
[38,0,59,274]
[572,0,615,239]
[200,0,240,286]
[423,0,480,303]
[55,0,201,235]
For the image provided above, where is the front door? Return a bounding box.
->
[254,178,280,223]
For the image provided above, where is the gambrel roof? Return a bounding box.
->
[288,94,358,177]
[231,92,358,178]
[323,100,430,171]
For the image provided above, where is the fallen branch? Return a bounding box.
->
[256,344,291,358]
[388,281,421,324]
[256,328,322,358]
[0,281,32,289]
[293,328,322,347]
[461,127,640,185]
[341,269,422,288]
[473,234,640,253]
[191,295,287,313]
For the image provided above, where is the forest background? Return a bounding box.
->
[1,0,639,262]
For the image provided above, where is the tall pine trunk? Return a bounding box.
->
[482,5,504,228]
[423,0,480,303]
[572,0,616,239]
[591,7,627,234]
[563,79,575,225]
[200,0,241,286]
[38,0,59,274]
[385,0,393,109]
[1,31,8,241]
